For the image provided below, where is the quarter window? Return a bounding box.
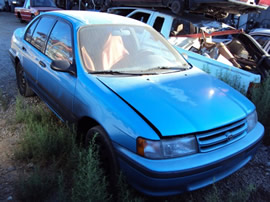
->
[45,21,73,64]
[31,16,55,52]
[25,19,39,43]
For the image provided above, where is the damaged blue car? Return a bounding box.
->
[9,11,264,196]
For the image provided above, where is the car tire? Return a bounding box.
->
[18,14,24,23]
[16,62,34,97]
[170,0,182,14]
[85,125,119,191]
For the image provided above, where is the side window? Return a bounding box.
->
[45,20,73,64]
[153,17,165,33]
[31,16,55,52]
[129,12,150,23]
[25,19,39,43]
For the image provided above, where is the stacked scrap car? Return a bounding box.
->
[108,7,270,93]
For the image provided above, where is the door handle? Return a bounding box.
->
[39,61,46,67]
[22,46,26,52]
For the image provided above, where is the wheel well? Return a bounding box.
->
[15,57,20,68]
[77,117,99,138]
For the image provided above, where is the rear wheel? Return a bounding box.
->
[17,13,24,23]
[16,62,34,97]
[85,125,119,190]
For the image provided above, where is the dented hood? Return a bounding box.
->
[97,68,254,136]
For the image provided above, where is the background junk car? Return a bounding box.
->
[108,7,270,94]
[15,0,61,23]
[9,11,264,196]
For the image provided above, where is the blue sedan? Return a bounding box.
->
[9,10,264,196]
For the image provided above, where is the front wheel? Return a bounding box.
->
[85,126,119,190]
[16,62,34,97]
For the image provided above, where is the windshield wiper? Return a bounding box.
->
[143,66,188,72]
[90,70,157,76]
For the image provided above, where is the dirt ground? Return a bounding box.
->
[0,11,270,202]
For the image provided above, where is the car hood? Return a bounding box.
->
[97,68,254,137]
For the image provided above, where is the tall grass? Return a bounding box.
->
[15,96,76,164]
[250,77,270,126]
[71,146,111,202]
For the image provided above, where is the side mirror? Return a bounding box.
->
[51,60,71,72]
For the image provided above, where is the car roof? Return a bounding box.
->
[44,10,147,27]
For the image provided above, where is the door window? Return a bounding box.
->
[31,16,55,52]
[45,20,73,64]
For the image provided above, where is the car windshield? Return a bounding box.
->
[32,0,56,7]
[79,24,190,74]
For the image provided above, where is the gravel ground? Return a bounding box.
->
[0,11,270,202]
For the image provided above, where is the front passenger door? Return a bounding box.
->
[37,19,77,122]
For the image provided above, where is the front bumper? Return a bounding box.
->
[114,122,264,196]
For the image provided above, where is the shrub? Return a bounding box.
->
[71,144,111,202]
[15,99,76,163]
[250,77,270,126]
[16,167,58,201]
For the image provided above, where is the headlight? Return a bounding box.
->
[137,135,198,159]
[247,110,258,132]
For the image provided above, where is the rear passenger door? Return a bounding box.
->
[22,16,55,91]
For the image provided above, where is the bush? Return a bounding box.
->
[71,144,111,202]
[15,98,76,163]
[16,167,58,201]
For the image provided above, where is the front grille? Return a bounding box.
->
[196,118,247,152]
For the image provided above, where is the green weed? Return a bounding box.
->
[227,184,256,202]
[16,166,58,202]
[250,77,270,126]
[71,144,111,202]
[215,70,246,95]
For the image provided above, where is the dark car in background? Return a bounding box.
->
[10,0,24,12]
[104,0,270,18]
